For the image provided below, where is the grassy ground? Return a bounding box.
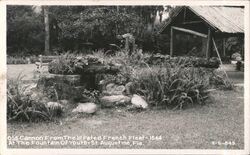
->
[7,89,244,149]
[7,64,244,149]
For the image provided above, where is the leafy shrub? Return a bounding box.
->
[7,56,28,64]
[210,70,234,90]
[130,63,209,110]
[99,50,220,69]
[48,53,81,74]
[48,52,104,74]
[7,55,39,64]
[82,89,100,103]
[236,61,244,71]
[95,49,147,87]
[145,55,220,68]
[7,74,53,122]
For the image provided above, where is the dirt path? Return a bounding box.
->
[7,64,48,82]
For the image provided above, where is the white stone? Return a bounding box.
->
[116,85,126,92]
[100,95,131,106]
[131,94,148,109]
[72,102,97,114]
[105,83,125,95]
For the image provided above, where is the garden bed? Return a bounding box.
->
[7,51,234,122]
[6,50,243,149]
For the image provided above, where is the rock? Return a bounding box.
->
[100,95,131,107]
[46,102,64,109]
[72,102,97,114]
[131,94,148,109]
[104,83,125,95]
[37,74,85,100]
[112,63,122,67]
[115,85,126,93]
[37,74,82,92]
[106,83,115,91]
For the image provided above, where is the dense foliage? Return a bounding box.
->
[47,50,220,76]
[7,5,171,55]
[7,5,244,59]
[7,6,44,55]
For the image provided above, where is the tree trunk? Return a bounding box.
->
[44,6,50,55]
[115,6,119,36]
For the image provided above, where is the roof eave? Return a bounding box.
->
[158,7,184,34]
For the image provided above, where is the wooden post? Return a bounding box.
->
[170,27,173,56]
[212,38,229,79]
[223,38,226,57]
[201,37,207,56]
[206,28,211,59]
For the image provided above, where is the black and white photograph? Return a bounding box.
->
[0,0,249,154]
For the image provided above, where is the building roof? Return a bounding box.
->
[160,6,244,34]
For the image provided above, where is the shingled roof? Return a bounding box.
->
[160,6,244,34]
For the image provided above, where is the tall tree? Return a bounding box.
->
[44,6,50,55]
[7,5,44,55]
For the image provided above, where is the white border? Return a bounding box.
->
[0,0,249,155]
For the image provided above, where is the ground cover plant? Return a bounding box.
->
[7,74,50,121]
[7,74,64,122]
[130,64,209,109]
[210,70,234,90]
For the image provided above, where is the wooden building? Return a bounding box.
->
[159,6,244,59]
